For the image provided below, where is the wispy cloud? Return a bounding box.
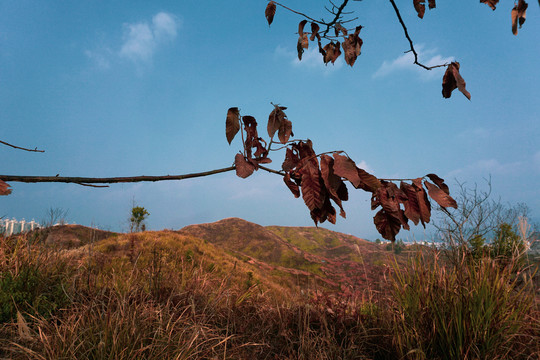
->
[119,12,179,63]
[372,45,453,80]
[447,158,527,180]
[85,12,179,69]
[84,48,112,70]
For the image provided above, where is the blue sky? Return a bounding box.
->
[1,1,539,239]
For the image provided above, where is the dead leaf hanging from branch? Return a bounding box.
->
[225,104,457,240]
[265,1,277,26]
[511,0,528,35]
[442,62,471,100]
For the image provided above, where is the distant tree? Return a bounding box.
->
[469,235,486,260]
[130,206,149,233]
[433,180,531,264]
[491,222,525,260]
[41,207,69,228]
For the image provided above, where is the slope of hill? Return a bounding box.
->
[28,224,117,249]
[31,218,402,293]
[178,217,397,291]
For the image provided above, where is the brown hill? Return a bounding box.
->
[28,224,117,249]
[178,217,399,291]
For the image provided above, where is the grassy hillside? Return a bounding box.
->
[1,219,538,359]
[179,218,408,291]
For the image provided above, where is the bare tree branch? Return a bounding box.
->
[0,167,237,185]
[388,0,448,71]
[271,1,358,39]
[0,165,288,187]
[0,140,45,153]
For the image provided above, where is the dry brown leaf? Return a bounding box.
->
[400,182,421,225]
[480,0,499,10]
[0,180,12,195]
[414,0,426,18]
[283,172,300,198]
[310,22,320,41]
[235,153,255,178]
[298,20,308,38]
[267,105,285,138]
[424,181,458,208]
[342,30,363,67]
[17,311,32,340]
[512,0,528,35]
[374,209,402,241]
[412,178,431,226]
[320,154,348,218]
[442,62,471,100]
[356,168,381,193]
[334,22,347,37]
[282,147,300,172]
[332,153,361,187]
[428,0,436,9]
[298,158,323,215]
[297,34,309,60]
[278,118,293,144]
[426,173,450,194]
[226,107,240,145]
[265,1,277,26]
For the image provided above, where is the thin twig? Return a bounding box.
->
[0,140,45,153]
[272,1,323,25]
[388,0,448,70]
[321,0,351,37]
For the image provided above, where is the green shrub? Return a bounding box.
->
[0,263,70,323]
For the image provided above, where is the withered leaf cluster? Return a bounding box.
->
[265,2,363,67]
[226,105,457,241]
[480,0,530,35]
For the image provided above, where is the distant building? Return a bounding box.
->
[0,218,41,236]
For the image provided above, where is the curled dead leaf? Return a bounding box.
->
[480,0,499,10]
[284,172,300,198]
[424,181,458,208]
[282,147,300,172]
[265,1,277,26]
[310,22,320,41]
[374,209,402,241]
[511,0,528,35]
[0,180,12,195]
[342,32,363,67]
[226,107,240,145]
[322,42,341,64]
[412,178,431,226]
[334,22,347,37]
[278,118,293,144]
[414,0,426,18]
[442,62,471,100]
[298,20,308,38]
[297,34,309,60]
[267,105,286,138]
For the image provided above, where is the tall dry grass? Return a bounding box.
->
[0,230,538,359]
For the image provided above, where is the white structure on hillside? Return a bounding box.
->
[0,218,41,236]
